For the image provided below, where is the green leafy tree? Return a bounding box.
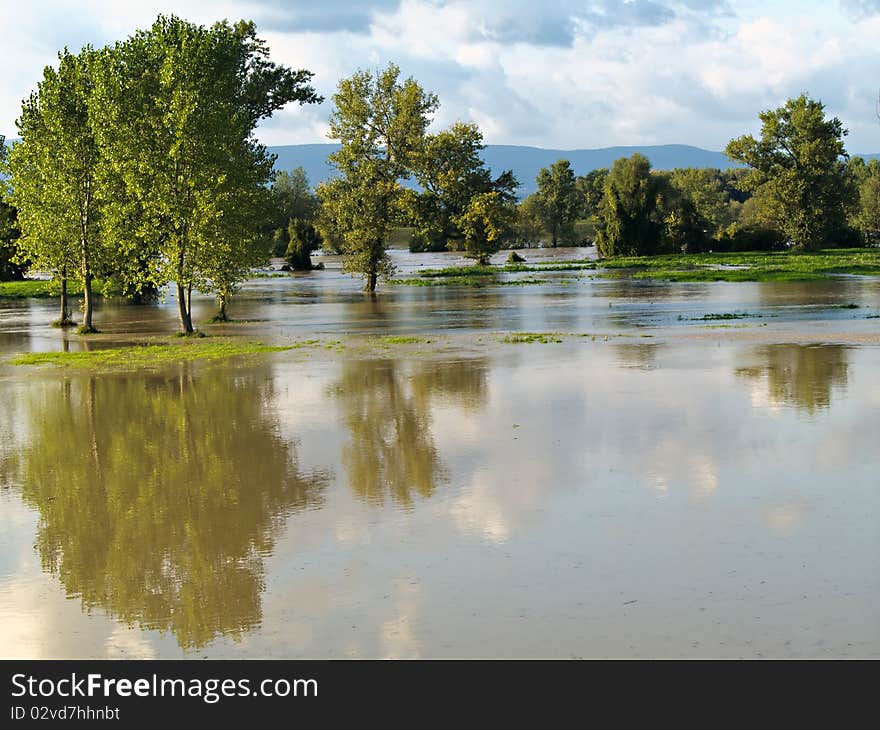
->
[854,159,880,243]
[575,167,608,221]
[269,167,319,256]
[535,159,580,246]
[668,168,737,238]
[92,16,320,332]
[8,49,107,330]
[284,217,322,270]
[410,121,517,252]
[514,193,545,247]
[318,63,438,292]
[725,94,855,250]
[0,139,26,281]
[456,191,516,264]
[594,153,666,257]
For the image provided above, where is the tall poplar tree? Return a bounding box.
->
[8,49,105,330]
[93,16,321,331]
[318,63,438,292]
[535,159,580,246]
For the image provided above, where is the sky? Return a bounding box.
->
[2,0,879,152]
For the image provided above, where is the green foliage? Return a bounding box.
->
[456,191,517,264]
[318,63,438,291]
[575,168,608,220]
[8,48,107,327]
[513,194,545,246]
[0,188,26,281]
[535,159,580,246]
[594,154,667,257]
[410,121,517,252]
[854,159,880,243]
[269,167,319,256]
[91,15,320,330]
[725,94,856,250]
[284,217,322,270]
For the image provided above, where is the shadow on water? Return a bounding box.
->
[735,344,851,415]
[330,358,489,507]
[8,363,329,650]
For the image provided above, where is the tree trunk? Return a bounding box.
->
[367,271,377,293]
[177,283,194,333]
[216,291,228,322]
[80,270,96,333]
[57,275,74,327]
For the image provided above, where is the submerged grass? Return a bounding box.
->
[10,338,292,370]
[415,262,596,278]
[597,248,880,282]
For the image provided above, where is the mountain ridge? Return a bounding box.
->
[268,142,880,197]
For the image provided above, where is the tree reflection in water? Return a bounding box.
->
[13,363,329,650]
[332,358,488,506]
[735,344,850,414]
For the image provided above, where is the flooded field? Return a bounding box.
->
[1,249,878,658]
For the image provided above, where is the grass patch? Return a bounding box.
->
[416,262,595,278]
[10,338,291,370]
[597,248,880,282]
[0,278,120,299]
[689,312,763,321]
[379,335,433,345]
[499,332,565,344]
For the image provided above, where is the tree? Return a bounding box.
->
[410,121,517,252]
[668,168,737,239]
[269,166,319,256]
[594,153,666,257]
[725,94,855,250]
[8,49,106,330]
[284,217,322,270]
[92,16,321,332]
[319,63,438,292]
[854,159,880,243]
[575,167,608,221]
[535,159,580,246]
[514,194,545,247]
[0,139,26,281]
[456,191,516,264]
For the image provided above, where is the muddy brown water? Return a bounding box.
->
[0,248,878,657]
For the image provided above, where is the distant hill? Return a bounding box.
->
[2,139,878,195]
[268,143,750,197]
[269,143,880,197]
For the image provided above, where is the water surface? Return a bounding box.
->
[1,250,878,657]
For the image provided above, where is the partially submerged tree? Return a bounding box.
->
[854,159,880,244]
[594,153,666,257]
[456,191,516,264]
[320,63,438,292]
[535,159,580,246]
[93,16,320,332]
[8,49,106,330]
[269,166,319,257]
[0,138,26,281]
[725,94,855,249]
[410,121,517,252]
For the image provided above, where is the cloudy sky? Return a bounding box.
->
[2,0,879,152]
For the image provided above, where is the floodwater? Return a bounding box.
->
[0,248,878,658]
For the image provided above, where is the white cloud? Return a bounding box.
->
[2,1,879,153]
